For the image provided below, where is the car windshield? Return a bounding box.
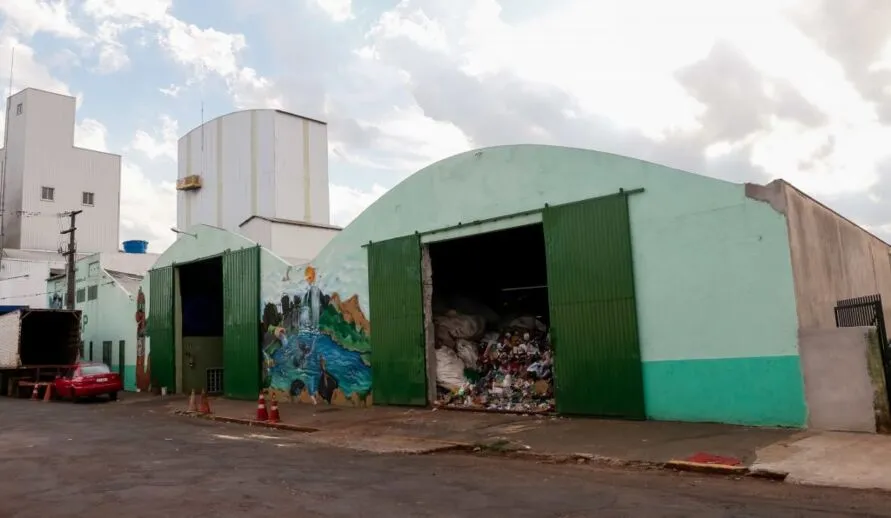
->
[79,365,110,375]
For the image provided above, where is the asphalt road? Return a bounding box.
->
[2,398,891,518]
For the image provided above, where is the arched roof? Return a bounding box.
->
[314,144,742,265]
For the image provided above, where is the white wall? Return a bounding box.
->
[0,259,52,308]
[270,222,338,263]
[799,327,880,433]
[3,89,121,253]
[238,217,272,249]
[98,252,159,275]
[272,113,330,225]
[177,109,330,235]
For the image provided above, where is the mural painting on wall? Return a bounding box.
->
[261,265,372,407]
[134,287,151,391]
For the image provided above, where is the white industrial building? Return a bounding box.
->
[1,88,121,252]
[176,109,339,259]
[0,88,123,308]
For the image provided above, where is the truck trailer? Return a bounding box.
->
[0,307,82,397]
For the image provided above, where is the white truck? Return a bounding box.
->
[0,307,82,397]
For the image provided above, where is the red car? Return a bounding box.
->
[54,362,122,402]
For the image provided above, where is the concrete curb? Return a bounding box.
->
[172,410,321,433]
[664,460,748,476]
[169,409,790,482]
[664,460,789,482]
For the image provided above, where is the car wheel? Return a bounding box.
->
[109,392,118,401]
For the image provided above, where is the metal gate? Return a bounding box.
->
[544,192,645,418]
[222,246,261,400]
[148,266,175,392]
[367,234,427,406]
[834,294,891,405]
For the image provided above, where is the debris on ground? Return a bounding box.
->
[434,309,555,413]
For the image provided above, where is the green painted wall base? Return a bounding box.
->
[122,365,137,392]
[642,356,807,427]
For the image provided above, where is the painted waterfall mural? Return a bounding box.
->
[261,263,372,406]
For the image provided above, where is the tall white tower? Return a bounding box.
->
[176,109,338,262]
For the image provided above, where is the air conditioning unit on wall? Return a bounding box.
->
[176,175,203,191]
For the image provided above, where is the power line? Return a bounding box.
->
[0,280,116,302]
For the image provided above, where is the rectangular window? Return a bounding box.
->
[87,285,98,300]
[15,103,22,116]
[102,341,112,367]
[82,192,94,206]
[76,288,85,303]
[40,186,54,201]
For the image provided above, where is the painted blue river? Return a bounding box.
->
[266,330,371,398]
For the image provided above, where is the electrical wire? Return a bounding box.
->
[0,279,116,303]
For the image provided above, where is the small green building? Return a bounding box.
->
[47,251,157,390]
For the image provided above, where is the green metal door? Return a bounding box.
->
[148,266,175,392]
[544,193,645,418]
[222,246,260,400]
[368,234,427,406]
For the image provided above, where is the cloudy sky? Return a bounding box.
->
[0,0,890,251]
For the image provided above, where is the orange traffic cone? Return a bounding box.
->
[187,390,197,412]
[268,393,280,424]
[30,384,39,400]
[255,392,268,421]
[42,384,52,402]
[198,390,212,414]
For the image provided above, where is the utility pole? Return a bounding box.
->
[61,210,82,310]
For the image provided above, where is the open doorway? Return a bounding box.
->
[428,224,555,413]
[177,257,224,395]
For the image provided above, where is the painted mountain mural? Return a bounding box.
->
[261,266,372,407]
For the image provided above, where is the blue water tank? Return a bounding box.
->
[122,240,148,254]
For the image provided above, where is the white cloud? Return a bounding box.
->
[359,0,891,208]
[74,118,110,151]
[159,83,181,97]
[72,118,175,248]
[0,37,70,96]
[80,1,283,108]
[329,183,388,226]
[81,0,172,22]
[0,0,84,39]
[332,105,472,172]
[129,115,178,162]
[73,117,175,249]
[119,161,176,250]
[310,0,354,22]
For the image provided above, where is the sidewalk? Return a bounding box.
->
[161,395,891,491]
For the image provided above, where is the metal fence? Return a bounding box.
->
[834,294,891,405]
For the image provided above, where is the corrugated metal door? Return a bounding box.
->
[544,193,645,418]
[222,246,260,400]
[368,234,427,406]
[148,266,175,392]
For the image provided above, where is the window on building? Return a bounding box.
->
[40,186,54,201]
[76,288,85,303]
[87,285,98,300]
[82,192,94,206]
[15,103,22,116]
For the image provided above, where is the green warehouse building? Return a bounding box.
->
[135,145,891,429]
